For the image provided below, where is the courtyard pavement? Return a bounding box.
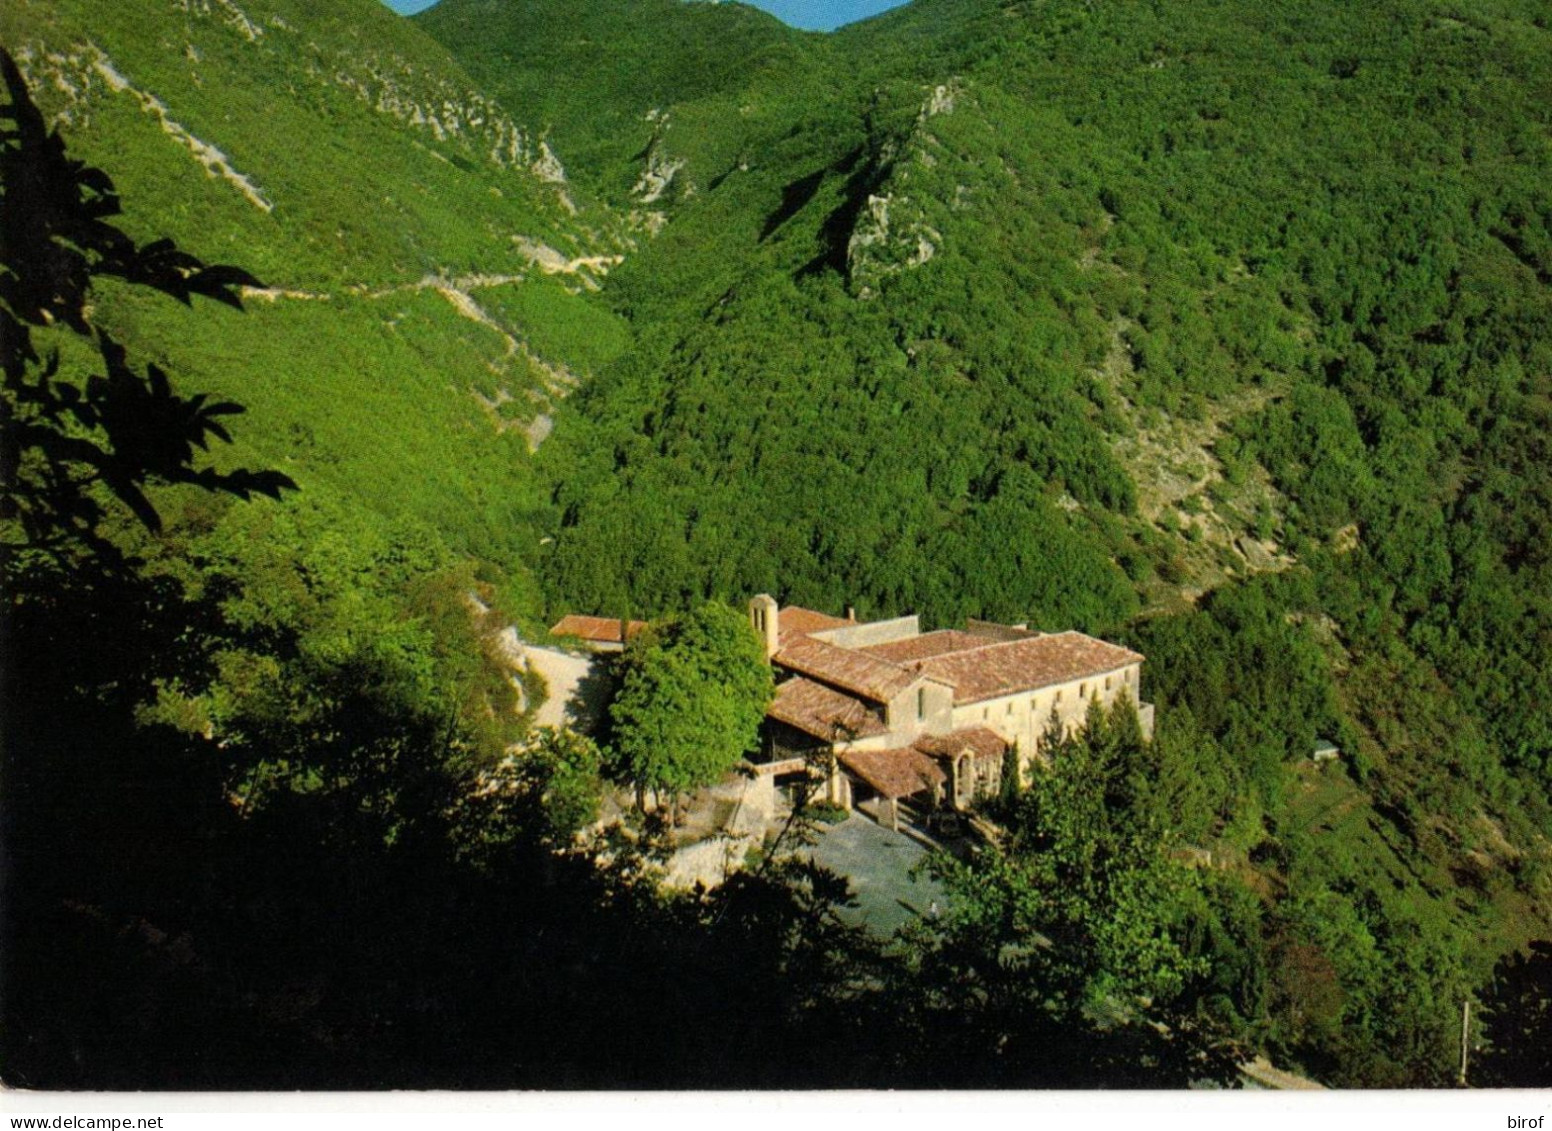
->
[802,813,946,938]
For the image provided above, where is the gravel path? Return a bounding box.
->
[522,645,606,731]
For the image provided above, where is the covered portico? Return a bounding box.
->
[838,746,946,832]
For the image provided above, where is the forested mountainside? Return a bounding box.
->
[436,0,1552,1085]
[2,0,632,617]
[3,0,1551,1090]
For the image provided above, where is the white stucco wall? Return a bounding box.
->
[951,662,1145,769]
[885,678,954,739]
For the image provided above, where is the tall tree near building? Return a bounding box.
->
[608,601,772,819]
[928,703,1205,1013]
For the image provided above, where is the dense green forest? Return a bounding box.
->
[3,0,1551,1089]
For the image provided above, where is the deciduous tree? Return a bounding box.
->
[608,601,772,818]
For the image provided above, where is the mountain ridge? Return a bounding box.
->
[2,0,640,616]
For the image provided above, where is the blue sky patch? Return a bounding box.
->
[380,0,909,32]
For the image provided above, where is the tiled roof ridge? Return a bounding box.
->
[936,627,1115,655]
[912,629,1141,665]
[768,676,887,741]
[774,634,918,703]
[913,631,1143,704]
[549,613,649,642]
[926,633,998,657]
[890,633,1028,678]
[837,745,946,800]
[1043,628,1144,662]
[916,723,1006,743]
[777,604,853,642]
[860,628,990,664]
[913,726,1011,762]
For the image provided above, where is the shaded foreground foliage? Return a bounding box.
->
[1475,941,1552,1088]
[0,553,1242,1088]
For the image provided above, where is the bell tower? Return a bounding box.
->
[749,594,780,659]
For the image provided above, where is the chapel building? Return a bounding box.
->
[748,595,1153,828]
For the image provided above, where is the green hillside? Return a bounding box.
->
[416,0,830,205]
[2,0,633,616]
[426,0,1552,1084]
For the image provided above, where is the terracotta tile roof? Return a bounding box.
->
[549,614,648,644]
[863,629,988,664]
[914,726,1010,763]
[964,619,1040,643]
[912,632,1142,704]
[778,605,852,644]
[839,746,946,800]
[775,635,918,703]
[768,677,887,741]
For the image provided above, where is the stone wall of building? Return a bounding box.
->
[952,661,1146,769]
[811,615,920,649]
[884,679,955,742]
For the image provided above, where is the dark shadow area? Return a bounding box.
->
[797,146,885,279]
[760,166,828,241]
[0,557,1241,1088]
[1475,940,1552,1087]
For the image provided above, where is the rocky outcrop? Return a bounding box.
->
[632,109,688,209]
[846,191,941,298]
[320,51,570,185]
[14,42,274,212]
[175,0,267,43]
[845,79,964,298]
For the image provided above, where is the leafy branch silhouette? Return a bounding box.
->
[0,47,295,569]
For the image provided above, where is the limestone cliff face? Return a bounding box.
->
[844,80,967,298]
[633,110,686,205]
[15,0,573,204]
[316,48,570,185]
